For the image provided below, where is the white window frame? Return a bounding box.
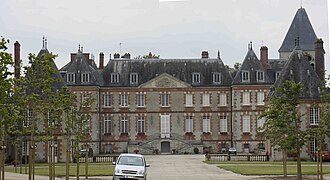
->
[242,71,249,82]
[310,107,319,125]
[213,72,221,84]
[137,116,145,133]
[137,94,145,107]
[257,117,265,132]
[257,92,265,105]
[130,73,138,85]
[242,115,250,133]
[82,93,91,107]
[185,93,193,107]
[24,109,33,127]
[103,94,111,107]
[48,110,56,127]
[67,73,75,83]
[220,116,227,133]
[161,94,170,107]
[192,73,201,84]
[121,116,128,133]
[121,94,128,107]
[82,115,90,134]
[185,116,193,133]
[242,92,250,105]
[111,73,120,83]
[310,138,317,154]
[203,115,211,133]
[104,116,112,134]
[202,93,210,106]
[219,93,227,106]
[256,71,264,82]
[81,73,90,83]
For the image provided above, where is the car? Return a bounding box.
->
[313,151,330,162]
[228,147,237,155]
[112,153,150,180]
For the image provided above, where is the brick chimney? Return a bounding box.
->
[315,38,325,81]
[260,46,268,68]
[201,51,209,59]
[14,41,20,79]
[99,52,104,69]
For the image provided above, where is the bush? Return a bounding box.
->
[193,147,199,154]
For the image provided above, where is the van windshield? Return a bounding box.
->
[118,156,144,166]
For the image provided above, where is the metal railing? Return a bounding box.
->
[206,154,269,161]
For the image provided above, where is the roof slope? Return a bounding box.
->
[279,8,317,52]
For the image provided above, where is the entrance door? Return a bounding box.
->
[161,141,171,153]
[161,115,170,138]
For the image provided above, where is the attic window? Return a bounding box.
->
[212,72,221,84]
[242,71,250,82]
[256,71,264,82]
[111,73,120,84]
[130,73,138,85]
[67,73,75,83]
[275,71,281,81]
[81,73,90,83]
[192,73,200,84]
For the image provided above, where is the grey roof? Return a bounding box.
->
[102,58,233,87]
[232,47,273,85]
[279,8,317,52]
[60,51,104,86]
[272,48,322,98]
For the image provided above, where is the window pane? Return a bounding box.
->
[203,115,210,133]
[220,116,227,133]
[219,93,227,106]
[185,93,193,106]
[203,94,210,106]
[185,116,193,132]
[243,92,250,105]
[243,115,250,133]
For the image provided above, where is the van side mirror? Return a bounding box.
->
[146,164,150,167]
[112,162,116,165]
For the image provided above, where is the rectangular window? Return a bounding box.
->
[81,73,90,83]
[137,94,145,107]
[24,109,33,127]
[48,110,56,127]
[185,116,193,132]
[103,94,111,107]
[185,93,193,107]
[243,115,250,133]
[121,94,128,107]
[161,94,170,107]
[257,117,265,132]
[242,71,249,82]
[310,107,319,125]
[256,71,264,82]
[104,116,112,134]
[257,92,265,105]
[220,116,227,133]
[213,72,221,84]
[202,93,210,106]
[203,115,211,133]
[82,115,90,134]
[111,73,120,83]
[137,116,145,133]
[192,73,200,83]
[82,94,91,107]
[121,116,128,133]
[130,73,138,84]
[219,93,227,106]
[310,138,317,154]
[242,92,250,105]
[67,73,75,83]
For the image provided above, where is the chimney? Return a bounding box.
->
[14,41,20,79]
[260,46,268,68]
[315,38,325,81]
[70,53,77,62]
[201,51,209,59]
[99,52,104,69]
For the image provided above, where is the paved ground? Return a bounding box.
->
[4,154,330,180]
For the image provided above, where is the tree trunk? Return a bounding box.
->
[66,149,70,180]
[49,141,52,180]
[76,152,80,180]
[296,149,302,180]
[320,151,323,180]
[85,146,88,179]
[283,149,287,177]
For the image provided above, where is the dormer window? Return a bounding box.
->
[212,72,221,84]
[256,71,264,82]
[111,73,120,84]
[67,73,75,83]
[130,73,138,85]
[275,71,281,81]
[81,73,90,83]
[192,73,200,84]
[242,71,249,82]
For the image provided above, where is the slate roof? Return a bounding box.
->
[102,57,233,87]
[271,47,322,98]
[233,45,273,85]
[279,8,317,52]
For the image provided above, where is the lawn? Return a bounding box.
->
[204,161,330,175]
[5,163,115,177]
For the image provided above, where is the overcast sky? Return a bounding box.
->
[1,0,329,70]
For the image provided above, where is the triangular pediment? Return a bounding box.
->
[139,73,191,88]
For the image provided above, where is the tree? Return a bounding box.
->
[260,80,305,180]
[234,62,241,70]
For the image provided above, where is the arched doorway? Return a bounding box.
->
[161,141,170,153]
